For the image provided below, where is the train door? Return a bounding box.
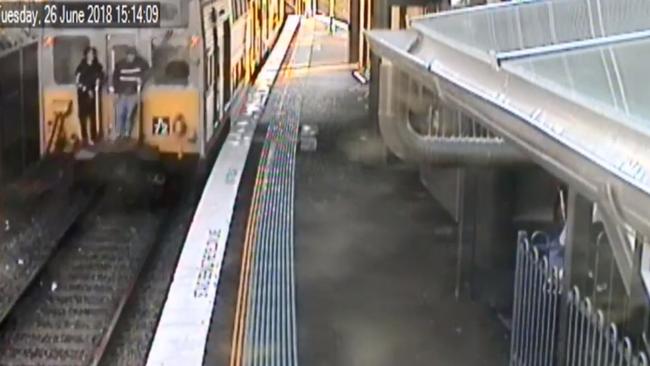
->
[357,0,372,77]
[105,34,138,139]
[245,1,255,81]
[257,2,263,61]
[222,19,232,107]
[212,11,221,123]
[203,7,220,141]
[0,45,39,182]
[262,0,268,53]
[40,33,104,154]
[250,1,257,67]
[250,0,262,67]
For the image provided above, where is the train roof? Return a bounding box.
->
[0,29,36,56]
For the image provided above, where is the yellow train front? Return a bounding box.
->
[38,0,284,160]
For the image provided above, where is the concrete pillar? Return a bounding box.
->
[557,190,592,364]
[468,167,517,309]
[368,0,390,128]
[349,0,360,63]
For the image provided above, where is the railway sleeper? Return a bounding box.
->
[0,344,89,364]
[35,306,109,319]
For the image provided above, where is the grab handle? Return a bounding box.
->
[137,81,143,145]
[94,79,101,139]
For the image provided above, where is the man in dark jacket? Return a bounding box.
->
[110,47,149,140]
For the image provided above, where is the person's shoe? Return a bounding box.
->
[88,139,95,146]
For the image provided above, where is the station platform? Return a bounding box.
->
[201,18,509,366]
[1,3,648,365]
[289,19,508,366]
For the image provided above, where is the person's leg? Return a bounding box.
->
[78,114,89,144]
[123,94,138,138]
[116,95,128,139]
[78,97,89,144]
[113,96,121,139]
[88,115,97,144]
[88,96,97,143]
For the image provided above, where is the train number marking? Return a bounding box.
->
[152,117,170,136]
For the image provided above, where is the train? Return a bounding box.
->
[38,0,285,159]
[0,32,39,185]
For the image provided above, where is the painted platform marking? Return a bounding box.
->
[145,15,302,366]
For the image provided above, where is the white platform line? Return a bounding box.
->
[145,15,301,366]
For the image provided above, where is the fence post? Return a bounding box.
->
[557,190,592,364]
[19,48,25,172]
[509,232,527,365]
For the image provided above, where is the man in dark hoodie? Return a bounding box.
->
[110,47,149,140]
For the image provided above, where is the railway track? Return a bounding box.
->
[98,168,200,365]
[0,159,94,325]
[0,159,172,366]
[0,189,93,325]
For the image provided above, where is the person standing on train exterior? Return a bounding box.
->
[110,47,149,140]
[75,46,104,146]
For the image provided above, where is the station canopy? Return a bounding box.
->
[366,0,650,239]
[413,0,650,132]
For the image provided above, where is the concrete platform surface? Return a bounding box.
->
[291,19,509,366]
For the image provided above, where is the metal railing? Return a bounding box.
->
[378,63,525,165]
[565,288,648,366]
[414,105,503,141]
[511,233,648,366]
[511,235,563,366]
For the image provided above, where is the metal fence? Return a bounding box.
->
[564,288,648,366]
[511,234,563,366]
[510,233,648,366]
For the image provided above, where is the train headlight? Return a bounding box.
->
[172,115,187,137]
[43,36,54,48]
[189,35,201,48]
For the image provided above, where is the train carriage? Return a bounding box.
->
[38,0,283,159]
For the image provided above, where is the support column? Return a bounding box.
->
[468,167,516,309]
[557,190,592,364]
[368,0,388,129]
[349,0,360,63]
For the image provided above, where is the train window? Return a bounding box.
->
[53,36,90,84]
[206,52,214,86]
[241,0,248,16]
[235,0,246,19]
[111,44,133,71]
[231,0,239,19]
[160,2,178,20]
[159,1,189,27]
[152,45,190,85]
